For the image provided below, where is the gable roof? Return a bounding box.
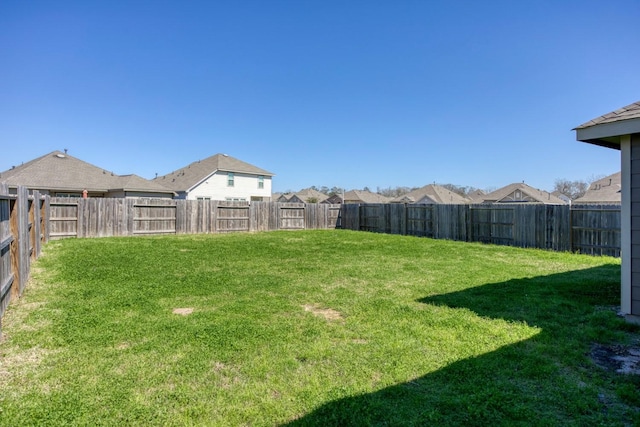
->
[343,190,391,204]
[390,184,470,204]
[481,182,566,204]
[0,151,173,194]
[551,191,572,204]
[467,189,487,203]
[575,101,640,149]
[290,188,328,203]
[574,172,621,204]
[154,153,274,193]
[323,194,343,204]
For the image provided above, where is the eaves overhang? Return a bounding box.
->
[575,117,640,150]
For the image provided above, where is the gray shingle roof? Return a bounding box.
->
[279,188,328,203]
[0,151,173,194]
[343,190,391,204]
[575,102,640,129]
[467,189,487,202]
[154,153,274,192]
[390,184,470,204]
[574,172,621,204]
[480,182,566,204]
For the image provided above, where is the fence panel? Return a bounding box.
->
[279,203,305,230]
[340,204,358,230]
[249,202,269,232]
[406,204,433,237]
[50,198,79,239]
[340,202,620,256]
[133,199,177,235]
[328,205,341,229]
[216,202,250,233]
[571,205,621,256]
[0,184,14,335]
[435,204,467,241]
[469,205,514,245]
[359,204,383,233]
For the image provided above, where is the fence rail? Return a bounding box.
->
[340,203,620,256]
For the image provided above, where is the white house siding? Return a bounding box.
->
[187,171,272,201]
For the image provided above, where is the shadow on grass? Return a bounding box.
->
[283,265,631,426]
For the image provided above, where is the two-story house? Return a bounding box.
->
[155,153,274,201]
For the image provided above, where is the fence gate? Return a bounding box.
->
[133,202,177,235]
[359,204,383,232]
[49,200,79,239]
[406,205,434,237]
[470,206,515,246]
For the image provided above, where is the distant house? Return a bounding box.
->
[155,153,274,201]
[277,188,328,203]
[467,189,487,203]
[343,190,391,204]
[573,172,621,204]
[276,188,329,203]
[551,191,572,204]
[0,150,174,198]
[390,184,470,204]
[480,183,566,204]
[324,194,343,204]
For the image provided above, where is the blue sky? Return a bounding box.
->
[1,1,638,193]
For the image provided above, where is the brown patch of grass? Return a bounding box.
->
[303,304,344,322]
[172,308,194,315]
[0,346,55,389]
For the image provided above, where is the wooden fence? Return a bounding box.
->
[341,203,621,256]
[49,198,342,238]
[0,192,623,337]
[0,185,48,338]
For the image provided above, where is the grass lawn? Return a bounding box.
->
[1,229,638,426]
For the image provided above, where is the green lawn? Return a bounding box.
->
[1,230,638,426]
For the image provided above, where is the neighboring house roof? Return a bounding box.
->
[390,184,470,204]
[290,188,328,203]
[467,189,487,203]
[343,190,391,204]
[324,194,343,204]
[481,183,566,204]
[276,188,330,203]
[155,153,274,192]
[551,191,572,204]
[575,101,640,149]
[574,172,621,204]
[275,193,291,202]
[0,150,174,195]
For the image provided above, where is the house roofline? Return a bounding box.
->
[575,117,640,149]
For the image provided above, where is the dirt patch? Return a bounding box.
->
[590,343,640,375]
[303,304,344,321]
[172,308,194,316]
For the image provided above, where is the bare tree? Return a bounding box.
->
[553,178,589,200]
[439,183,480,197]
